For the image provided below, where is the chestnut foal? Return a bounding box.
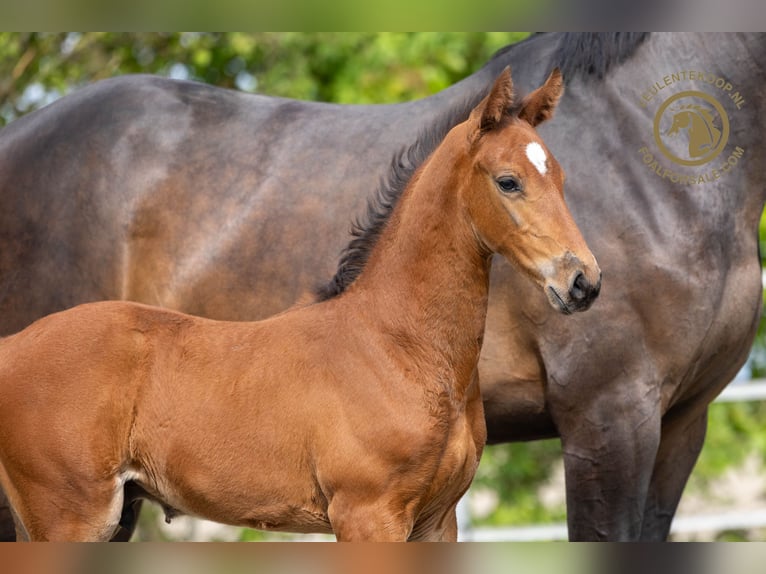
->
[0,68,600,541]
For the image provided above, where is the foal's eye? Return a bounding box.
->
[496,176,522,194]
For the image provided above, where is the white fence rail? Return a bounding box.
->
[459,378,766,541]
[462,509,766,542]
[712,379,766,402]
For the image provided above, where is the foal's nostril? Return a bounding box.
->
[570,271,588,302]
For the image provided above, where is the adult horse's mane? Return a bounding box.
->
[553,32,650,80]
[315,32,650,301]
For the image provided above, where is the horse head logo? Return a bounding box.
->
[654,91,729,167]
[665,104,722,158]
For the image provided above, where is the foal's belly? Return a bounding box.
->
[139,471,334,535]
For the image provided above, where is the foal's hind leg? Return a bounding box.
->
[12,479,126,541]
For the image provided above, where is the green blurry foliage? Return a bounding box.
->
[1,32,764,537]
[0,32,527,125]
[694,402,766,484]
[474,440,566,525]
[0,1,551,34]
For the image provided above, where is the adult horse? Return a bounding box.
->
[0,33,764,540]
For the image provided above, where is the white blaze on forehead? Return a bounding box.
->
[525,142,548,175]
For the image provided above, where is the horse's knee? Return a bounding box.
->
[557,405,662,541]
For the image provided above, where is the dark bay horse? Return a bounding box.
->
[0,33,764,541]
[0,70,600,541]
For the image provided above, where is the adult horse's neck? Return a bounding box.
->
[343,133,490,395]
[414,36,559,120]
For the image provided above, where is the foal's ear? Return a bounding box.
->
[475,67,515,134]
[518,68,564,127]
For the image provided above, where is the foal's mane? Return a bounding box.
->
[313,97,482,301]
[314,33,650,301]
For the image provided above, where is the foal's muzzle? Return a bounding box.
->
[545,262,601,315]
[566,270,601,313]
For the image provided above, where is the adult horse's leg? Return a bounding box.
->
[552,380,662,541]
[639,408,708,540]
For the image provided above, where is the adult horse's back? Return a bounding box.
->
[1,33,765,540]
[0,76,445,333]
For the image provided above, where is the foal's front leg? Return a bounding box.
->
[436,505,459,542]
[328,494,414,542]
[408,504,459,542]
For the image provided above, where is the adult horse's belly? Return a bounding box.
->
[480,374,557,443]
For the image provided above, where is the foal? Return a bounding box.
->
[0,68,600,541]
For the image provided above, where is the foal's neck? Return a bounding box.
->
[346,144,491,391]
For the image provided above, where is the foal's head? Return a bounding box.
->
[457,68,600,313]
